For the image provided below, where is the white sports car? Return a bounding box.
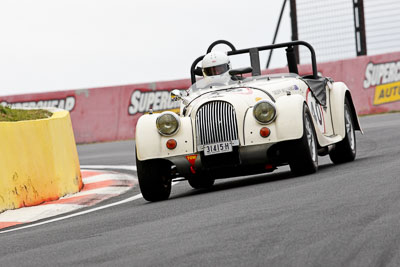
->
[135,40,362,202]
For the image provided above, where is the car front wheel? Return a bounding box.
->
[136,151,172,202]
[329,99,356,164]
[288,105,318,176]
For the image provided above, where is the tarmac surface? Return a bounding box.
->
[0,113,399,266]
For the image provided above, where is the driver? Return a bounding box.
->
[202,51,231,77]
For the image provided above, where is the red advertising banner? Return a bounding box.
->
[1,79,191,143]
[314,51,400,115]
[265,51,400,115]
[1,52,400,143]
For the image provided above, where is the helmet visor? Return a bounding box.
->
[203,64,229,76]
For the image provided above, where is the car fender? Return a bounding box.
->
[275,94,305,141]
[136,114,194,161]
[330,82,363,138]
[243,94,304,146]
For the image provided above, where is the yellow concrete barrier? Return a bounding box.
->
[0,110,82,213]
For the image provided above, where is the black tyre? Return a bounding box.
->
[188,176,215,189]
[288,105,318,176]
[136,150,172,202]
[329,99,356,164]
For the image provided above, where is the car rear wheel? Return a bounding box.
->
[136,150,172,202]
[288,105,318,176]
[329,99,356,164]
[187,176,215,189]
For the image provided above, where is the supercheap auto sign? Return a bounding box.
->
[364,61,400,105]
[1,96,76,111]
[128,89,181,115]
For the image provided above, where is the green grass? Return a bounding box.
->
[0,105,52,122]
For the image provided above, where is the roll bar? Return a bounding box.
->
[190,40,318,84]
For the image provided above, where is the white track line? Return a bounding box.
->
[0,181,179,234]
[0,204,84,222]
[70,186,132,197]
[0,193,144,234]
[81,165,137,171]
[82,173,134,184]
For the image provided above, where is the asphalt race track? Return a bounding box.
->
[0,113,399,266]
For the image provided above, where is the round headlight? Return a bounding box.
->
[253,100,276,124]
[156,112,180,136]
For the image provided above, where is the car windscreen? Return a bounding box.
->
[188,74,295,94]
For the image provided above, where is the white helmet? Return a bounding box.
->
[201,51,231,77]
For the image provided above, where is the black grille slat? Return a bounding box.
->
[196,101,239,148]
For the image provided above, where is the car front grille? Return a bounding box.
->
[195,101,239,150]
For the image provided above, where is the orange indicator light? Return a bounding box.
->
[260,127,271,138]
[166,139,177,149]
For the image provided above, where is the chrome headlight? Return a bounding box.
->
[156,112,180,136]
[253,100,277,124]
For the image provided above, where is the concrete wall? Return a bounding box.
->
[1,51,400,144]
[0,110,82,213]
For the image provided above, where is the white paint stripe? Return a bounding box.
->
[0,204,84,222]
[0,193,144,234]
[0,181,180,234]
[81,165,137,171]
[82,173,135,184]
[69,186,131,197]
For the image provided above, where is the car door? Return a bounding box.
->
[306,84,334,137]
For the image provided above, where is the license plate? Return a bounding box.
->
[204,142,233,156]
